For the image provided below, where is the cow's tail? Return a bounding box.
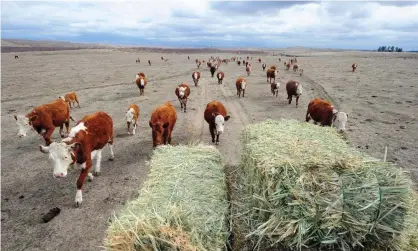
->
[70,116,76,122]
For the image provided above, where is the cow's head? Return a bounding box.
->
[213,113,230,135]
[333,111,349,132]
[241,80,247,89]
[177,86,187,99]
[149,121,169,147]
[139,77,145,87]
[296,83,303,95]
[39,141,76,178]
[14,114,35,137]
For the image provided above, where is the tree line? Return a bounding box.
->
[377,46,403,52]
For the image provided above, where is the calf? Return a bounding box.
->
[266,68,279,83]
[305,98,348,132]
[217,71,225,85]
[203,100,231,145]
[262,63,267,71]
[126,104,140,135]
[286,80,303,107]
[136,76,147,96]
[14,97,72,145]
[271,82,280,97]
[149,102,177,148]
[246,64,252,76]
[192,71,201,86]
[210,66,217,78]
[39,111,115,207]
[236,77,247,98]
[352,63,357,72]
[63,91,80,108]
[293,64,299,73]
[175,83,191,113]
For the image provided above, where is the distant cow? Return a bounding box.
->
[161,57,164,60]
[286,80,303,107]
[258,58,262,63]
[306,98,348,132]
[175,83,191,113]
[39,111,115,207]
[237,61,241,66]
[136,76,147,96]
[149,102,177,148]
[192,71,201,86]
[293,64,299,73]
[148,60,151,66]
[352,63,357,72]
[217,71,225,85]
[299,68,304,76]
[136,58,140,63]
[63,92,80,108]
[262,63,267,71]
[14,97,73,145]
[210,66,217,78]
[15,55,19,59]
[266,68,279,83]
[271,82,280,97]
[188,56,190,60]
[204,100,231,145]
[246,64,252,76]
[126,104,140,135]
[286,62,291,70]
[236,77,247,98]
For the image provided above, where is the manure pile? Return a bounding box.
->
[238,119,418,251]
[104,143,229,251]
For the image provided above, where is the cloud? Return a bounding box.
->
[1,1,418,50]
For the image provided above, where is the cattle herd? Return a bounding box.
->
[13,54,350,207]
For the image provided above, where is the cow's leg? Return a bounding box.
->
[132,121,137,135]
[75,159,92,207]
[216,134,220,145]
[243,89,245,97]
[305,111,311,122]
[43,128,55,146]
[59,125,64,137]
[296,95,300,107]
[209,124,215,143]
[64,120,70,136]
[167,130,172,144]
[184,100,187,113]
[93,150,102,176]
[288,95,292,104]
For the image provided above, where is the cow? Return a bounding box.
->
[305,98,348,132]
[175,83,191,113]
[136,76,147,96]
[148,60,151,66]
[149,102,177,148]
[258,58,262,63]
[188,56,190,60]
[210,66,217,78]
[299,68,304,76]
[262,63,267,71]
[236,77,247,98]
[271,82,280,97]
[293,64,299,73]
[63,92,80,108]
[246,64,252,76]
[136,58,140,63]
[237,61,241,66]
[192,71,201,86]
[125,104,140,135]
[15,55,19,59]
[38,111,115,207]
[286,80,303,107]
[217,71,225,85]
[286,62,291,70]
[161,57,164,60]
[14,97,73,145]
[203,100,231,145]
[266,68,279,83]
[352,63,357,72]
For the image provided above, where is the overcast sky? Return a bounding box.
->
[2,1,418,50]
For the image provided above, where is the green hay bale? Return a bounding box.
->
[239,119,418,251]
[104,143,229,251]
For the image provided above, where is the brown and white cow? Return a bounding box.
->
[192,71,201,86]
[217,71,225,85]
[271,81,280,97]
[286,62,291,70]
[63,91,80,108]
[203,100,231,145]
[246,64,252,76]
[262,63,267,71]
[149,102,177,148]
[175,83,191,113]
[210,65,217,78]
[39,111,115,207]
[236,77,247,98]
[14,97,73,145]
[286,80,303,107]
[352,63,357,72]
[136,76,148,96]
[126,104,140,135]
[266,68,279,83]
[293,64,299,73]
[305,98,348,132]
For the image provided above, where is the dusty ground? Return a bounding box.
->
[1,47,417,251]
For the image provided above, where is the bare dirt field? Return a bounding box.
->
[1,47,417,251]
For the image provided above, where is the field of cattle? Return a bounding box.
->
[1,47,418,251]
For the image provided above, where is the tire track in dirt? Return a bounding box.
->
[187,77,208,142]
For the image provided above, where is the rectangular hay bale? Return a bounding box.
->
[239,119,418,251]
[104,143,229,251]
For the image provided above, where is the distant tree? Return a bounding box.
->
[382,46,387,52]
[395,47,399,52]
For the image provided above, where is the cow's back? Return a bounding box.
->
[286,80,299,93]
[79,111,113,149]
[204,101,227,123]
[151,102,177,128]
[308,98,334,123]
[35,98,70,126]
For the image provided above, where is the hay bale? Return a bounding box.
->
[105,143,229,251]
[239,119,418,251]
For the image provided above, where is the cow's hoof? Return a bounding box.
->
[127,132,131,135]
[94,171,100,177]
[75,202,80,208]
[216,141,219,145]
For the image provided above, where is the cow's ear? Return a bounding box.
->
[224,115,231,121]
[30,115,38,122]
[39,145,50,154]
[149,121,153,128]
[14,114,18,120]
[163,122,169,128]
